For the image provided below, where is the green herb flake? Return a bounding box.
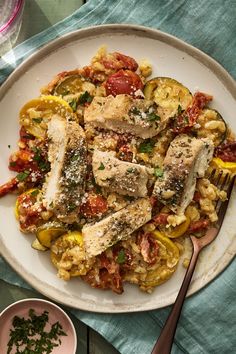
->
[147,112,160,122]
[31,189,39,197]
[8,144,11,149]
[154,167,164,178]
[126,167,136,173]
[61,89,70,97]
[129,107,141,116]
[98,162,105,170]
[16,170,30,182]
[78,91,93,105]
[69,98,78,112]
[177,105,183,115]
[9,161,17,168]
[68,203,77,211]
[116,249,126,264]
[138,139,155,153]
[7,308,67,354]
[32,117,43,124]
[71,153,79,162]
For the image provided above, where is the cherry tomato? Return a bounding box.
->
[215,141,236,162]
[105,69,143,97]
[153,212,169,225]
[188,219,210,233]
[80,192,108,218]
[102,52,138,71]
[9,150,34,172]
[174,92,212,133]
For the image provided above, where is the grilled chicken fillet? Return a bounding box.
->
[92,149,152,197]
[153,134,214,214]
[43,114,87,223]
[82,198,152,257]
[84,94,170,138]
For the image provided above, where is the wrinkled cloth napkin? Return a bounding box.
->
[1,1,236,353]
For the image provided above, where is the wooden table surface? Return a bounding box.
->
[1,1,120,353]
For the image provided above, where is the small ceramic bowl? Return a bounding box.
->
[0,298,77,354]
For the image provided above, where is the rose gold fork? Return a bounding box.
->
[151,170,235,354]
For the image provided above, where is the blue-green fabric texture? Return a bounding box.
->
[0,1,236,353]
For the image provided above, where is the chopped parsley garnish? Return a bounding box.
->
[71,153,79,162]
[154,167,164,178]
[69,98,78,112]
[147,112,160,122]
[138,139,155,153]
[9,161,17,167]
[126,167,136,173]
[8,144,11,148]
[32,117,43,124]
[184,115,189,124]
[61,89,70,97]
[129,107,141,116]
[16,170,30,182]
[68,203,77,211]
[32,147,50,172]
[78,91,93,105]
[31,189,39,197]
[7,308,67,354]
[98,162,105,170]
[116,249,126,264]
[177,104,183,115]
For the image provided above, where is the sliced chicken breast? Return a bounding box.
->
[92,149,152,197]
[43,114,87,223]
[153,134,214,214]
[84,94,170,138]
[82,198,152,257]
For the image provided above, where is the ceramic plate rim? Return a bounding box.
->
[0,24,236,313]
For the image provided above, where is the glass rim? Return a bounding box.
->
[0,0,24,34]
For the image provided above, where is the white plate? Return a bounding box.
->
[0,24,236,313]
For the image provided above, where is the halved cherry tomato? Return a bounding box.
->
[152,212,169,225]
[102,52,138,71]
[188,219,210,233]
[215,141,236,162]
[80,192,108,218]
[105,69,143,97]
[9,150,34,172]
[174,92,212,133]
[16,188,43,231]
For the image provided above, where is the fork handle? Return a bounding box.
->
[151,240,200,354]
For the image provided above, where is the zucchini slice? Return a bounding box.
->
[144,77,192,118]
[195,108,227,146]
[36,222,67,248]
[31,238,48,251]
[53,75,84,96]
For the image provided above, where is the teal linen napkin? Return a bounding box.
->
[1,1,236,353]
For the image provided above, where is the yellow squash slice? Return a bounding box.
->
[19,95,74,139]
